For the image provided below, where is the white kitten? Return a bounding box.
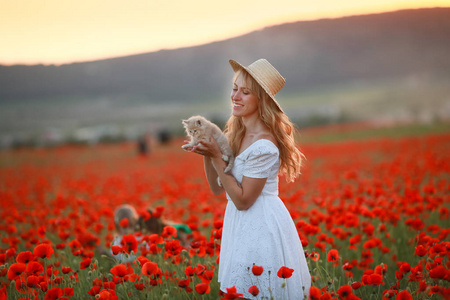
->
[182,115,234,173]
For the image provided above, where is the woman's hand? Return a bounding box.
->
[191,138,222,159]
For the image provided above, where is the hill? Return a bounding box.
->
[0,7,449,145]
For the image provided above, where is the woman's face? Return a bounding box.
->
[231,74,260,118]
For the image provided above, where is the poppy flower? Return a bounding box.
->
[429,265,447,279]
[185,266,195,277]
[119,218,129,228]
[110,264,134,278]
[44,287,63,300]
[414,245,427,257]
[337,285,353,298]
[142,261,160,277]
[62,267,73,274]
[120,234,138,254]
[7,263,26,281]
[63,287,74,297]
[213,220,223,229]
[33,243,54,259]
[362,273,384,285]
[248,285,259,296]
[194,282,210,295]
[16,251,34,264]
[310,252,320,261]
[37,226,46,239]
[396,290,413,300]
[399,263,411,273]
[162,225,177,238]
[308,286,322,300]
[252,265,264,276]
[223,286,244,299]
[80,258,92,270]
[111,245,122,255]
[26,261,44,275]
[351,282,362,290]
[178,278,191,289]
[327,249,339,262]
[277,266,294,279]
[26,275,40,288]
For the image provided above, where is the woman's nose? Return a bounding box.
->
[231,91,240,100]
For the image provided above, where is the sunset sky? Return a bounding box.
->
[1,0,449,65]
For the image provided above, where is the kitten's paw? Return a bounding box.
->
[224,163,233,174]
[222,155,229,162]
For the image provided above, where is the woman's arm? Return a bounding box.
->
[203,156,225,195]
[193,139,266,211]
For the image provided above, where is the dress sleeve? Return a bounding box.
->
[243,144,279,179]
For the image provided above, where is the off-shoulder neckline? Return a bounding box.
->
[236,139,279,158]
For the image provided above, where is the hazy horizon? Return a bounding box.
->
[1,0,449,66]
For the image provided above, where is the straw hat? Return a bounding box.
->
[229,58,286,112]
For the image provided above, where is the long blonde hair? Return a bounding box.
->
[224,70,304,182]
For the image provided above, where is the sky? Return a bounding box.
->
[1,0,449,65]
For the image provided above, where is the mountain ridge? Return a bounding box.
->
[1,7,449,102]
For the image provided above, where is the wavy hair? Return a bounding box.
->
[224,70,304,182]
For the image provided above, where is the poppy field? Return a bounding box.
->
[0,125,449,299]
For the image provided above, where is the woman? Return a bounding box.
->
[189,59,311,299]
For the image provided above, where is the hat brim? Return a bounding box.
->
[229,59,284,113]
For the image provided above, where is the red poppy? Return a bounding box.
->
[310,252,320,261]
[248,285,259,296]
[7,263,26,281]
[33,243,54,259]
[80,258,92,270]
[429,265,447,279]
[309,286,322,300]
[351,282,362,290]
[327,249,339,262]
[142,261,160,277]
[120,234,138,254]
[178,278,191,289]
[26,275,40,288]
[119,218,129,228]
[26,261,44,275]
[44,287,63,300]
[362,273,384,285]
[252,265,264,276]
[152,206,165,218]
[414,245,427,257]
[16,251,34,264]
[337,285,353,298]
[399,262,411,273]
[162,225,177,238]
[63,287,74,297]
[185,266,195,277]
[396,290,413,300]
[111,245,122,255]
[110,264,134,278]
[223,286,244,299]
[194,282,210,295]
[213,220,223,229]
[62,266,73,274]
[37,226,46,239]
[277,266,294,279]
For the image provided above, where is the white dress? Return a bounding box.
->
[218,139,311,299]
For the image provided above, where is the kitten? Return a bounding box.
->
[182,115,234,173]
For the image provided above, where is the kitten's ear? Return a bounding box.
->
[182,119,187,125]
[196,120,202,126]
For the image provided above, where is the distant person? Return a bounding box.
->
[137,134,149,156]
[157,128,171,145]
[183,59,311,298]
[97,204,140,262]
